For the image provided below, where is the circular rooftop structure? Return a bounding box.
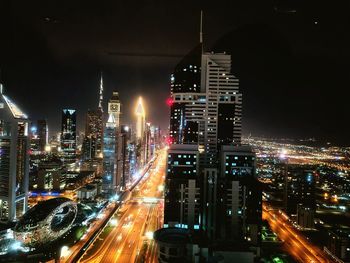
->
[154,228,192,263]
[14,197,77,246]
[154,228,191,245]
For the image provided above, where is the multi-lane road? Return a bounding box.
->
[263,204,332,263]
[76,149,166,263]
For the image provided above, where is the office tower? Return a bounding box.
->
[108,91,121,129]
[81,135,96,161]
[169,51,242,166]
[285,168,316,211]
[144,122,152,164]
[37,119,48,152]
[149,125,157,157]
[84,74,104,159]
[201,53,241,165]
[29,125,40,153]
[135,97,145,140]
[0,84,29,221]
[61,109,77,163]
[285,168,316,228]
[164,144,200,230]
[37,159,63,191]
[117,125,132,190]
[85,109,103,159]
[169,44,202,145]
[165,37,260,255]
[216,146,261,245]
[102,113,117,195]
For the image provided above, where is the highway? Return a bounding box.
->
[263,204,332,263]
[77,149,166,263]
[61,202,118,263]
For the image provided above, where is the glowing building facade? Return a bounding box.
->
[102,114,117,195]
[61,109,77,163]
[135,97,145,140]
[84,74,104,160]
[108,91,121,130]
[165,43,261,251]
[0,84,29,221]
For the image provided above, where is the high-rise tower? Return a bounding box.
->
[84,73,104,159]
[169,44,202,145]
[102,113,118,195]
[201,53,242,165]
[108,91,121,129]
[135,97,145,140]
[0,84,29,221]
[37,119,48,152]
[165,34,261,251]
[61,109,77,163]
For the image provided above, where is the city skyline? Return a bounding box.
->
[1,1,350,144]
[0,2,349,263]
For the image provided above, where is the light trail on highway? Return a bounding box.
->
[77,149,166,263]
[263,204,332,263]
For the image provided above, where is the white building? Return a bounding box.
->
[0,84,29,221]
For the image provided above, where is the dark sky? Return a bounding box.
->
[1,1,350,145]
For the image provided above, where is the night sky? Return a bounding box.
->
[1,1,350,145]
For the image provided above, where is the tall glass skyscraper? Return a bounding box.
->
[0,84,29,221]
[37,119,48,152]
[169,44,202,145]
[102,113,117,195]
[61,109,77,163]
[165,43,261,250]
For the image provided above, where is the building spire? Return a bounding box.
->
[98,71,104,111]
[200,10,203,44]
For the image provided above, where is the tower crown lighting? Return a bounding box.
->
[135,96,145,117]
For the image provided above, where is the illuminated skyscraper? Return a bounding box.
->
[169,44,202,145]
[165,38,260,251]
[108,91,121,130]
[201,53,242,165]
[102,113,117,195]
[85,109,103,158]
[135,97,145,140]
[37,119,48,152]
[84,73,104,159]
[81,135,96,161]
[0,84,29,221]
[164,144,200,230]
[215,146,261,245]
[117,125,132,190]
[61,109,77,163]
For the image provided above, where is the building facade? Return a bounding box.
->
[285,168,316,229]
[164,144,200,230]
[108,91,121,130]
[165,42,261,254]
[37,119,48,152]
[85,109,103,159]
[102,114,117,195]
[217,146,261,245]
[0,85,29,221]
[61,109,77,163]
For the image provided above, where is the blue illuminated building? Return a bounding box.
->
[102,113,117,195]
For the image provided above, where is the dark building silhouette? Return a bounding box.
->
[37,119,48,152]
